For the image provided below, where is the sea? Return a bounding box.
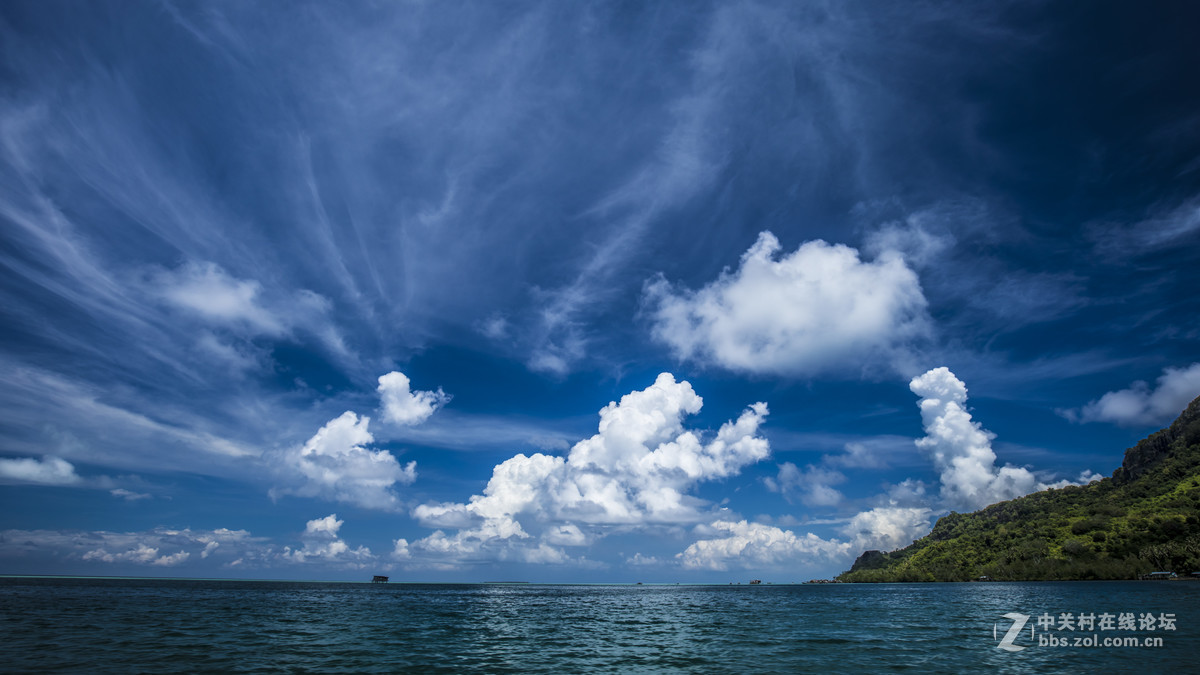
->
[2,577,1197,672]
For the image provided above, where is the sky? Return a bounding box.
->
[1,0,1199,583]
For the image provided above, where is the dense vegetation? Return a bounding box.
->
[838,395,1200,582]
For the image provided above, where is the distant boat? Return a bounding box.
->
[371,575,389,583]
[749,579,762,585]
[1142,571,1176,580]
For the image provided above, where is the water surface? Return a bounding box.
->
[2,577,1196,672]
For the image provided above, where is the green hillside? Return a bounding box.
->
[838,395,1200,582]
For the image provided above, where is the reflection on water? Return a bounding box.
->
[2,578,1196,672]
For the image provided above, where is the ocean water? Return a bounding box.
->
[2,577,1197,672]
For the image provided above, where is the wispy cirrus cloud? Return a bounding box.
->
[1088,196,1200,256]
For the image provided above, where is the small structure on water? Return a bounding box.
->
[749,579,762,585]
[1142,571,1176,580]
[372,575,389,583]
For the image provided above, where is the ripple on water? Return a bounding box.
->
[3,579,1199,672]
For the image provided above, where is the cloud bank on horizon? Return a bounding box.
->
[1,0,1199,580]
[0,366,1103,575]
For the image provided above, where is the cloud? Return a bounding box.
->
[406,373,769,565]
[911,366,1057,511]
[545,524,589,547]
[1089,196,1200,255]
[3,520,375,570]
[274,411,417,510]
[881,478,932,508]
[479,315,509,340]
[2,526,268,568]
[152,261,286,336]
[1043,470,1104,489]
[282,514,373,566]
[379,408,586,456]
[0,456,81,485]
[644,232,929,377]
[861,200,1088,331]
[686,367,1103,572]
[826,442,887,469]
[110,488,152,501]
[1069,363,1200,427]
[0,521,374,570]
[863,214,955,268]
[150,261,351,361]
[83,544,189,566]
[152,550,191,566]
[677,520,849,571]
[517,4,756,376]
[763,463,845,506]
[377,371,450,426]
[840,506,934,553]
[676,506,933,571]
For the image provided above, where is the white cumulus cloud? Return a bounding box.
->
[840,506,934,553]
[83,544,188,566]
[0,455,81,485]
[676,507,932,571]
[282,513,374,566]
[1071,363,1200,427]
[4,526,273,569]
[274,411,417,510]
[644,231,929,376]
[911,367,1061,511]
[377,371,451,426]
[406,373,770,565]
[678,520,850,571]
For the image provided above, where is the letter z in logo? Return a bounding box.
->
[995,612,1032,652]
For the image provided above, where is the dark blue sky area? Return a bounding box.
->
[1,0,1198,581]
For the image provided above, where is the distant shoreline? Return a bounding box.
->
[6,574,1188,586]
[0,575,801,586]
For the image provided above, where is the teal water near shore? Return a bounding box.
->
[3,577,1196,672]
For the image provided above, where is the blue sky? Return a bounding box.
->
[1,0,1198,582]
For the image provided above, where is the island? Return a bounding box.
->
[838,395,1200,582]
